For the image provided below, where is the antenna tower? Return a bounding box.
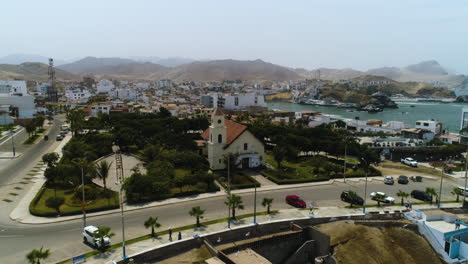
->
[48,58,57,102]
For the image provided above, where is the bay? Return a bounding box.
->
[266,101,467,133]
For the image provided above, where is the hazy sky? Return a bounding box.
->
[2,0,468,73]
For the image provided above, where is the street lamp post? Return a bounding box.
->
[10,127,15,157]
[361,158,369,215]
[227,157,231,229]
[343,141,347,183]
[253,182,257,224]
[80,164,86,228]
[438,156,450,208]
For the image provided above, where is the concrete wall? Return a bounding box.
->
[222,231,305,264]
[305,227,331,257]
[118,213,404,264]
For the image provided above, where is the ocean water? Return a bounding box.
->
[266,101,467,133]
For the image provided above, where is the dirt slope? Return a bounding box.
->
[317,221,442,264]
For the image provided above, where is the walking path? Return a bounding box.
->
[76,202,461,264]
[9,135,72,222]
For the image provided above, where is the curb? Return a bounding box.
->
[14,176,384,225]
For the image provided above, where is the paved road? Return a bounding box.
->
[0,177,457,263]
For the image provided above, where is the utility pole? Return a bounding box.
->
[115,150,127,259]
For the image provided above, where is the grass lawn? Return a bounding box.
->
[265,154,326,180]
[2,199,13,203]
[30,185,119,216]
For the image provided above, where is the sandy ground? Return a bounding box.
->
[317,221,442,264]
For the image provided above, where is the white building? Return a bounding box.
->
[0,105,14,125]
[110,88,138,100]
[96,80,115,94]
[89,104,112,117]
[0,80,36,119]
[157,79,172,89]
[65,89,92,101]
[201,93,266,110]
[0,80,28,96]
[415,120,442,135]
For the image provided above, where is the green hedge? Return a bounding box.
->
[260,171,329,185]
[216,171,260,190]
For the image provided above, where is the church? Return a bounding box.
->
[200,109,265,170]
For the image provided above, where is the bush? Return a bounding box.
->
[45,196,65,213]
[73,185,100,201]
[261,170,329,184]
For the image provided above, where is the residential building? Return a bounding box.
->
[200,93,266,110]
[201,109,265,170]
[89,103,112,117]
[0,80,28,96]
[401,128,435,141]
[157,79,172,89]
[415,120,442,135]
[65,88,92,101]
[406,210,468,262]
[0,80,36,119]
[96,79,115,94]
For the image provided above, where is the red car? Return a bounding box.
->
[285,195,306,208]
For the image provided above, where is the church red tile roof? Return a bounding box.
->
[201,119,248,145]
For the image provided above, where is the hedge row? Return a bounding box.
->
[216,172,261,190]
[260,171,329,185]
[261,166,381,185]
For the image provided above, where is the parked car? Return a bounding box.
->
[340,191,364,205]
[370,192,395,204]
[384,176,394,185]
[43,135,48,141]
[398,175,409,184]
[401,157,418,167]
[83,225,110,249]
[55,135,63,141]
[411,190,432,202]
[285,195,306,208]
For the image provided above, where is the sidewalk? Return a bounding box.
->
[10,173,384,224]
[79,202,462,264]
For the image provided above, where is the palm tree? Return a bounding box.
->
[93,226,115,250]
[346,191,359,208]
[225,194,244,220]
[452,188,463,203]
[426,187,437,204]
[189,206,205,227]
[374,193,385,207]
[95,160,113,192]
[273,145,287,169]
[262,198,274,214]
[26,247,50,264]
[144,216,161,237]
[396,190,409,205]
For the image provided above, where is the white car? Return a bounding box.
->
[384,176,394,185]
[401,157,418,167]
[370,192,395,204]
[83,225,110,248]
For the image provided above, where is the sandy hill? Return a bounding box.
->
[318,221,442,264]
[298,60,466,88]
[0,62,78,81]
[167,59,301,82]
[58,57,137,73]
